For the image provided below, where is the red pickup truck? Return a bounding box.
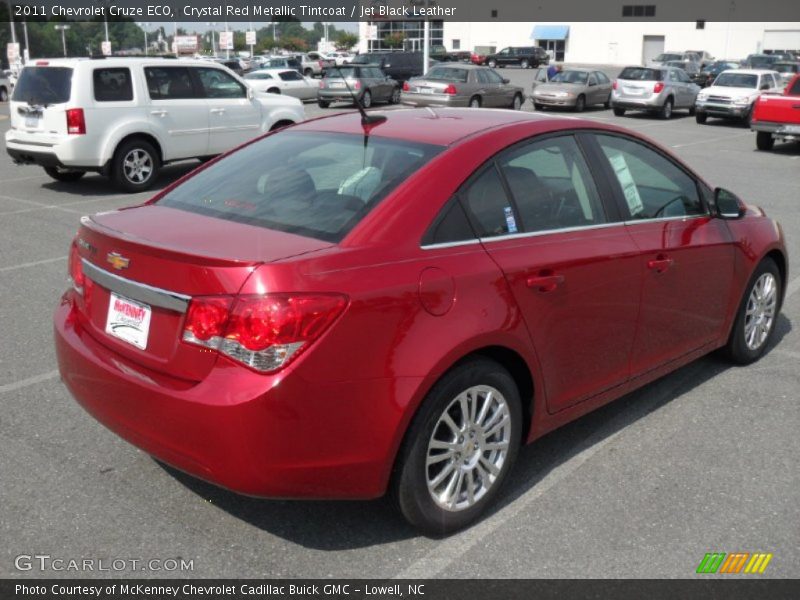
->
[751,73,800,150]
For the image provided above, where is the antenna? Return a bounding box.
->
[331,64,387,127]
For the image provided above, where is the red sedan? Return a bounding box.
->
[55,108,787,534]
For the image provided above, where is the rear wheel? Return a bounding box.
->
[743,107,753,127]
[392,358,522,535]
[613,107,626,116]
[303,68,313,77]
[604,95,611,109]
[756,131,775,151]
[574,94,586,112]
[469,95,482,108]
[390,86,401,104]
[511,93,523,110]
[361,90,372,108]
[520,59,530,69]
[724,258,781,364]
[0,86,8,102]
[487,59,497,68]
[44,167,85,182]
[112,139,160,193]
[689,104,696,116]
[317,99,330,108]
[696,112,707,124]
[659,97,673,119]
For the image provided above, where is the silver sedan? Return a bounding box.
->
[531,68,613,112]
[401,64,525,110]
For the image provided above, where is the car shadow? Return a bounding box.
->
[158,314,792,549]
[615,111,695,121]
[40,161,201,198]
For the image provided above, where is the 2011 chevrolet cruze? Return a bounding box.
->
[55,108,787,534]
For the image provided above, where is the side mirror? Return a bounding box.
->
[502,78,510,84]
[715,187,746,219]
[588,81,597,86]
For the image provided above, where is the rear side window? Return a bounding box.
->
[93,68,133,102]
[157,132,443,243]
[424,198,476,245]
[12,67,72,104]
[460,166,517,237]
[145,67,197,100]
[278,70,302,81]
[618,67,663,81]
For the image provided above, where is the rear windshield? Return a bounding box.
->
[654,53,682,62]
[618,67,663,81]
[714,73,757,88]
[12,67,72,105]
[157,131,443,243]
[425,67,469,82]
[326,66,359,79]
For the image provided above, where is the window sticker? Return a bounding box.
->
[504,205,518,233]
[608,153,644,216]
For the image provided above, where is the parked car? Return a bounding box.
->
[611,66,700,119]
[743,54,781,69]
[430,45,472,63]
[664,60,701,77]
[330,52,355,66]
[401,64,525,109]
[350,52,427,84]
[695,69,783,125]
[0,72,9,102]
[686,50,715,68]
[772,62,800,87]
[317,64,400,108]
[750,73,800,150]
[649,51,700,66]
[693,60,741,87]
[531,68,612,111]
[485,46,549,69]
[262,56,303,75]
[470,52,487,66]
[298,52,336,78]
[244,69,318,101]
[55,108,787,534]
[216,59,245,76]
[5,58,305,192]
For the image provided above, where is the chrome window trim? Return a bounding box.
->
[82,259,191,314]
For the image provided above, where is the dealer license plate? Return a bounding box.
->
[105,292,151,350]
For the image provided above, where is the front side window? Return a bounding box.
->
[157,132,442,243]
[93,68,133,102]
[498,136,606,232]
[196,68,246,98]
[145,67,197,100]
[595,134,704,220]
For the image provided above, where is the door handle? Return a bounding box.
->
[647,255,674,273]
[210,108,226,115]
[150,110,168,117]
[526,274,565,293]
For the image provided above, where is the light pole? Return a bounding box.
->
[208,23,217,56]
[54,24,70,57]
[22,20,29,62]
[140,23,149,56]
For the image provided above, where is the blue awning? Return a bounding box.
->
[531,25,570,41]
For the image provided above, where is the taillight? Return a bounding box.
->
[182,294,347,373]
[353,80,361,90]
[612,80,618,90]
[68,242,84,294]
[653,82,665,93]
[318,60,324,68]
[402,81,410,91]
[35,60,49,66]
[443,84,457,95]
[66,108,86,135]
[319,79,326,89]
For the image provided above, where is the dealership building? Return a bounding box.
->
[357,21,800,64]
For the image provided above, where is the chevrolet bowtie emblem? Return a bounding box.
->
[106,252,130,270]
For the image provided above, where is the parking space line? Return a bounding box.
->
[671,132,751,149]
[0,255,67,273]
[0,370,59,395]
[0,173,49,183]
[786,275,800,300]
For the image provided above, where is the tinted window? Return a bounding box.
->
[93,68,133,102]
[196,68,246,99]
[158,132,442,243]
[596,135,704,220]
[278,70,303,81]
[460,167,517,237]
[145,67,197,100]
[499,136,606,232]
[619,67,663,81]
[425,198,476,245]
[13,67,72,104]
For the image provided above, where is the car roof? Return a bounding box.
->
[249,68,296,75]
[724,69,778,75]
[22,57,229,69]
[292,108,613,147]
[429,63,482,69]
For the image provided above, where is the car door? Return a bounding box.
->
[586,72,602,104]
[367,67,390,101]
[458,134,641,413]
[194,67,261,155]
[143,66,209,161]
[589,133,735,375]
[277,69,309,99]
[594,71,613,104]
[482,68,508,106]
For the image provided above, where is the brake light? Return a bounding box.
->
[353,80,361,90]
[319,79,326,89]
[182,294,347,372]
[402,81,410,91]
[443,84,457,95]
[653,82,665,93]
[68,242,84,294]
[35,60,49,66]
[612,80,618,90]
[66,108,86,135]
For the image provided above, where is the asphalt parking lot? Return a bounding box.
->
[1,65,799,579]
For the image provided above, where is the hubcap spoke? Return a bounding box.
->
[743,273,777,351]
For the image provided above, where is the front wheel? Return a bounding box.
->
[392,358,522,535]
[613,107,626,117]
[111,139,160,193]
[696,112,707,124]
[303,68,313,77]
[756,131,775,151]
[724,258,781,364]
[44,167,85,182]
[511,93,523,110]
[520,59,529,69]
[360,89,372,108]
[659,97,673,119]
[574,94,586,112]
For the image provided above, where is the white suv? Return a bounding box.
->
[4,57,305,191]
[694,69,782,125]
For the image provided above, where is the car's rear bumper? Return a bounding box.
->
[5,131,106,169]
[610,98,662,110]
[54,296,417,499]
[400,92,466,107]
[317,89,361,102]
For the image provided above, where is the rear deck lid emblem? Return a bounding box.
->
[106,252,130,270]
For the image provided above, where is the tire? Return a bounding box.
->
[520,59,529,69]
[659,97,673,119]
[756,131,775,151]
[267,87,281,94]
[511,93,523,110]
[574,94,586,112]
[43,167,85,182]
[303,68,313,77]
[469,96,481,108]
[723,258,781,365]
[487,59,497,68]
[604,95,611,109]
[613,107,626,117]
[743,107,753,127]
[392,358,523,535]
[689,104,696,116]
[0,86,8,102]
[390,86,401,104]
[317,100,330,108]
[533,103,545,111]
[696,112,707,124]
[361,90,372,108]
[111,138,160,193]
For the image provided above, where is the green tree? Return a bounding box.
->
[336,33,359,51]
[384,33,406,49]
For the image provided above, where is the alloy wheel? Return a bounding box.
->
[744,272,777,351]
[122,149,153,184]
